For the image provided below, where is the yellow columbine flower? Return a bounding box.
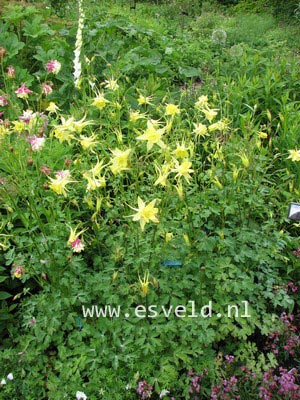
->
[212,142,224,162]
[136,119,166,151]
[193,122,208,138]
[46,102,60,114]
[173,142,189,159]
[112,271,118,282]
[83,159,106,192]
[12,121,26,133]
[137,94,153,105]
[139,270,150,297]
[112,102,122,111]
[0,125,10,136]
[258,131,268,139]
[232,165,239,182]
[130,197,159,231]
[104,78,119,91]
[165,232,173,243]
[129,109,147,123]
[195,95,209,109]
[287,149,300,162]
[83,172,106,192]
[73,115,95,133]
[92,92,109,109]
[165,103,180,116]
[79,134,98,151]
[175,181,184,199]
[171,159,194,183]
[209,120,227,132]
[239,152,250,168]
[165,120,173,133]
[183,234,190,247]
[48,170,75,197]
[219,230,224,241]
[212,176,223,189]
[68,226,87,253]
[53,116,90,144]
[202,107,218,122]
[110,148,131,175]
[91,159,106,176]
[154,162,172,187]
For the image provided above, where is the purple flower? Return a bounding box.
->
[137,381,153,399]
[225,355,235,364]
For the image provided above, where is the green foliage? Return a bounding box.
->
[271,0,300,20]
[233,0,270,13]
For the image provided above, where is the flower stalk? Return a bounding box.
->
[73,0,85,88]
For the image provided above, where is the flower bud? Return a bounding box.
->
[0,47,6,58]
[7,66,15,78]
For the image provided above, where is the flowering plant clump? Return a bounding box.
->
[0,1,300,399]
[188,369,208,398]
[211,376,240,400]
[259,368,300,400]
[265,313,300,360]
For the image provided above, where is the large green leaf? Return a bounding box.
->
[1,32,25,59]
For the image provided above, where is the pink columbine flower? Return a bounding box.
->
[39,165,51,175]
[27,136,45,152]
[42,82,53,95]
[68,226,87,253]
[0,96,8,107]
[15,84,33,98]
[7,66,15,78]
[19,110,34,124]
[56,170,71,180]
[45,60,61,74]
[13,266,24,278]
[69,237,85,253]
